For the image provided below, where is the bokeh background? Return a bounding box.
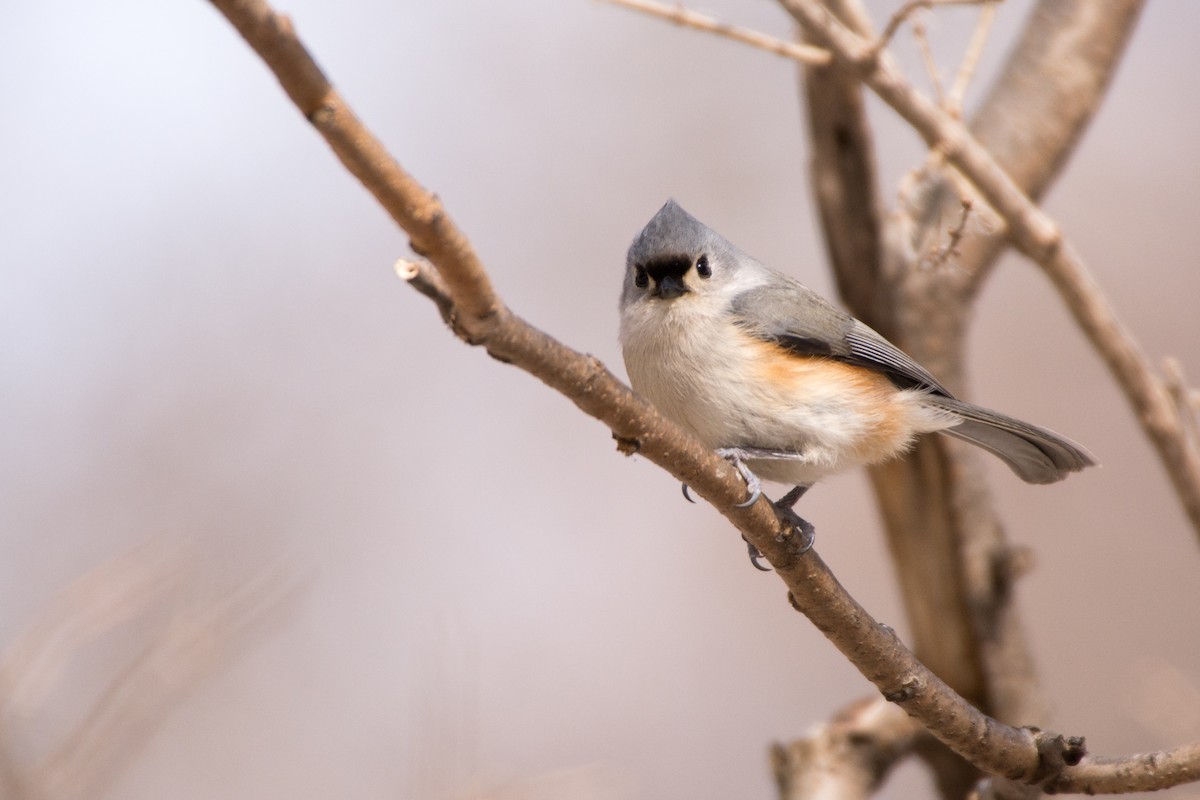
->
[2,1,1199,798]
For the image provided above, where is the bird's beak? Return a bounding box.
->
[653,275,689,299]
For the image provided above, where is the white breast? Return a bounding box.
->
[620,293,766,446]
[619,291,956,486]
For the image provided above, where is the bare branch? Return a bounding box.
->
[207,0,1200,791]
[800,8,1040,796]
[944,0,1146,291]
[946,2,997,117]
[772,698,925,800]
[879,0,1143,745]
[921,198,972,269]
[911,18,946,108]
[208,0,500,329]
[781,0,1200,542]
[395,258,464,340]
[1044,742,1200,795]
[872,0,996,58]
[969,0,1145,207]
[599,0,831,65]
[208,0,1046,779]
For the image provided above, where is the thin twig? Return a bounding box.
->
[872,0,997,57]
[598,0,831,65]
[911,19,946,107]
[395,258,463,339]
[946,1,997,116]
[951,0,1146,295]
[921,198,973,269]
[0,541,187,717]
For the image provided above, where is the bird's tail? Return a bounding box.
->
[926,395,1097,484]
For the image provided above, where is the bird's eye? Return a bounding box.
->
[634,265,649,288]
[695,254,712,278]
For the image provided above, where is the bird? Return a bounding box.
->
[618,200,1096,565]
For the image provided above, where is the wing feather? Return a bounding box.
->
[730,281,952,396]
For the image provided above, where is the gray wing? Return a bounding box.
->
[729,280,953,396]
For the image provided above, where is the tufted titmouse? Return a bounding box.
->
[619,200,1095,555]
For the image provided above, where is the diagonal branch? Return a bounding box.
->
[970,0,1145,211]
[206,0,1200,791]
[210,0,501,330]
[943,0,1147,291]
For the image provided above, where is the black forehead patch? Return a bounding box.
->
[642,255,693,283]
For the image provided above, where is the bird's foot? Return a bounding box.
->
[680,447,766,507]
[714,447,763,508]
[774,503,816,556]
[675,452,813,568]
[742,487,816,569]
[743,536,772,571]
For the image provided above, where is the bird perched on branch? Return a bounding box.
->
[619,200,1096,566]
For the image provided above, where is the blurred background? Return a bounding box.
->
[1,1,1198,798]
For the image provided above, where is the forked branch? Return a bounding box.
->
[779,0,1200,548]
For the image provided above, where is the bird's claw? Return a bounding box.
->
[679,453,812,567]
[744,537,772,571]
[715,448,763,508]
[741,499,815,570]
[776,506,816,555]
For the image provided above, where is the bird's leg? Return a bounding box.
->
[677,451,815,568]
[741,485,816,568]
[764,484,814,556]
[776,484,808,509]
